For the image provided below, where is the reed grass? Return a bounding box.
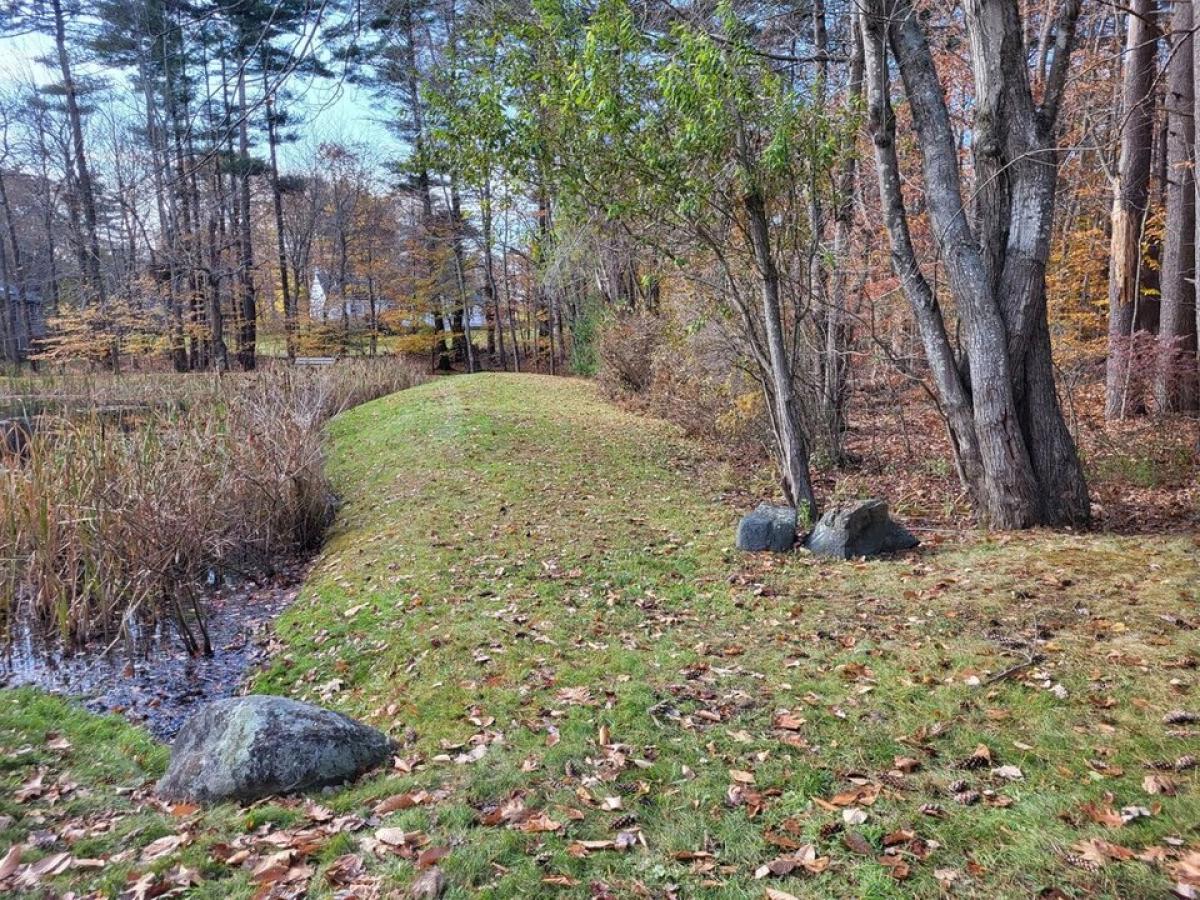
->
[0,359,427,649]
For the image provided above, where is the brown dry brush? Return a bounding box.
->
[0,359,427,651]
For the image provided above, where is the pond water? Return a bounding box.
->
[0,563,307,741]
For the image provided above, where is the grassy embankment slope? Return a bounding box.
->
[1,373,1197,898]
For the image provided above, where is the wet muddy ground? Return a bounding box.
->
[0,563,307,741]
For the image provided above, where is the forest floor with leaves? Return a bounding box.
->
[1,373,1198,899]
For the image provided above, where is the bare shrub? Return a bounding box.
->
[647,324,773,452]
[597,312,663,396]
[0,358,427,648]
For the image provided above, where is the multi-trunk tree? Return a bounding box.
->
[862,0,1090,528]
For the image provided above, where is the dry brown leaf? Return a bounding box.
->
[843,832,873,855]
[417,846,449,869]
[516,812,562,833]
[1070,838,1136,868]
[14,851,71,888]
[1143,774,1179,796]
[375,791,430,814]
[376,827,421,847]
[1081,802,1125,827]
[877,854,911,880]
[773,712,805,731]
[140,834,185,862]
[0,844,22,880]
[14,772,43,803]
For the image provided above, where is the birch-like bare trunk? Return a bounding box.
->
[1105,0,1158,418]
[1157,0,1199,412]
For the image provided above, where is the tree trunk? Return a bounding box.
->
[236,71,257,371]
[1157,0,1199,412]
[1194,0,1200,377]
[0,171,29,361]
[823,11,864,463]
[0,233,18,365]
[1105,0,1159,418]
[50,0,105,308]
[863,0,1088,528]
[265,91,295,360]
[537,188,562,374]
[743,185,817,517]
[447,199,477,373]
[482,180,507,372]
[448,182,470,366]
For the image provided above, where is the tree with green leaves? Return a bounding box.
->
[494,0,855,516]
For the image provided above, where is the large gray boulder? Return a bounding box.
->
[157,695,393,804]
[736,502,797,552]
[804,499,918,559]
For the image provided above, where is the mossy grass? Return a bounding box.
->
[2,374,1196,897]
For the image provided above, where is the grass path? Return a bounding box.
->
[2,373,1198,898]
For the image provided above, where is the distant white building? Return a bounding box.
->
[308,270,367,321]
[309,269,485,328]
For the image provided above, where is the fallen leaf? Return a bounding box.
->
[877,854,910,880]
[934,867,961,887]
[0,844,21,880]
[14,773,43,803]
[375,791,430,814]
[773,712,805,731]
[843,832,873,855]
[417,846,449,869]
[14,851,71,888]
[376,827,421,847]
[516,812,562,833]
[1081,802,1124,827]
[140,834,185,862]
[1143,774,1178,796]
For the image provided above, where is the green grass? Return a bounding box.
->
[2,373,1197,897]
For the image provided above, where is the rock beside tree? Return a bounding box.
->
[157,695,393,804]
[805,499,918,559]
[735,502,798,552]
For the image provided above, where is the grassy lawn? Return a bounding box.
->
[1,373,1197,898]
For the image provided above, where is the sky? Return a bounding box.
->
[0,27,398,173]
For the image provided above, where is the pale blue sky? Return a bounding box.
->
[0,29,399,173]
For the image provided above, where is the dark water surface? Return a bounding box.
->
[0,564,306,741]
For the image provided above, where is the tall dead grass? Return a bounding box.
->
[0,359,427,649]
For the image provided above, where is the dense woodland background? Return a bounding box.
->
[0,0,1196,535]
